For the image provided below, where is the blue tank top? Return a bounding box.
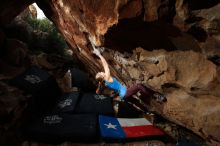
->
[105,77,127,99]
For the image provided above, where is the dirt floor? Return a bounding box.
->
[22,140,170,146]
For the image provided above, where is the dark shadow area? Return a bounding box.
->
[208,55,220,66]
[161,83,180,90]
[104,16,181,53]
[187,0,220,10]
[185,16,203,24]
[187,26,208,42]
[157,0,176,23]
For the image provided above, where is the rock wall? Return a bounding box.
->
[0,82,29,146]
[109,48,220,144]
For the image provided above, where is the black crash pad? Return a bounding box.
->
[26,113,98,143]
[55,92,80,113]
[11,66,61,115]
[75,93,114,115]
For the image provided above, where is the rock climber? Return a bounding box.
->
[92,48,167,103]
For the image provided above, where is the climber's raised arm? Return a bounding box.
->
[93,48,112,82]
[92,47,166,103]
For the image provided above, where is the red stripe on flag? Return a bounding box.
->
[122,125,165,138]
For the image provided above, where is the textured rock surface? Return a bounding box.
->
[192,3,220,36]
[119,0,142,20]
[161,90,220,144]
[173,0,190,31]
[130,48,216,90]
[169,32,201,52]
[143,0,162,22]
[0,38,28,80]
[0,82,29,146]
[129,49,219,142]
[173,1,220,33]
[173,1,220,58]
[2,39,28,66]
[0,82,28,126]
[110,48,219,144]
[143,0,175,22]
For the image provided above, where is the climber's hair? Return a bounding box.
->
[96,80,104,94]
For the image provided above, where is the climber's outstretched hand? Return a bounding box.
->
[92,48,101,57]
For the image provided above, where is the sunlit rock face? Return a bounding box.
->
[35,0,149,78]
[0,0,220,145]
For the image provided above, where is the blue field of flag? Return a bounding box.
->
[99,115,126,138]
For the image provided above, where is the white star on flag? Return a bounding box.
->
[104,123,117,130]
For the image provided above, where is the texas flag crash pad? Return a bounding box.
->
[99,115,165,139]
